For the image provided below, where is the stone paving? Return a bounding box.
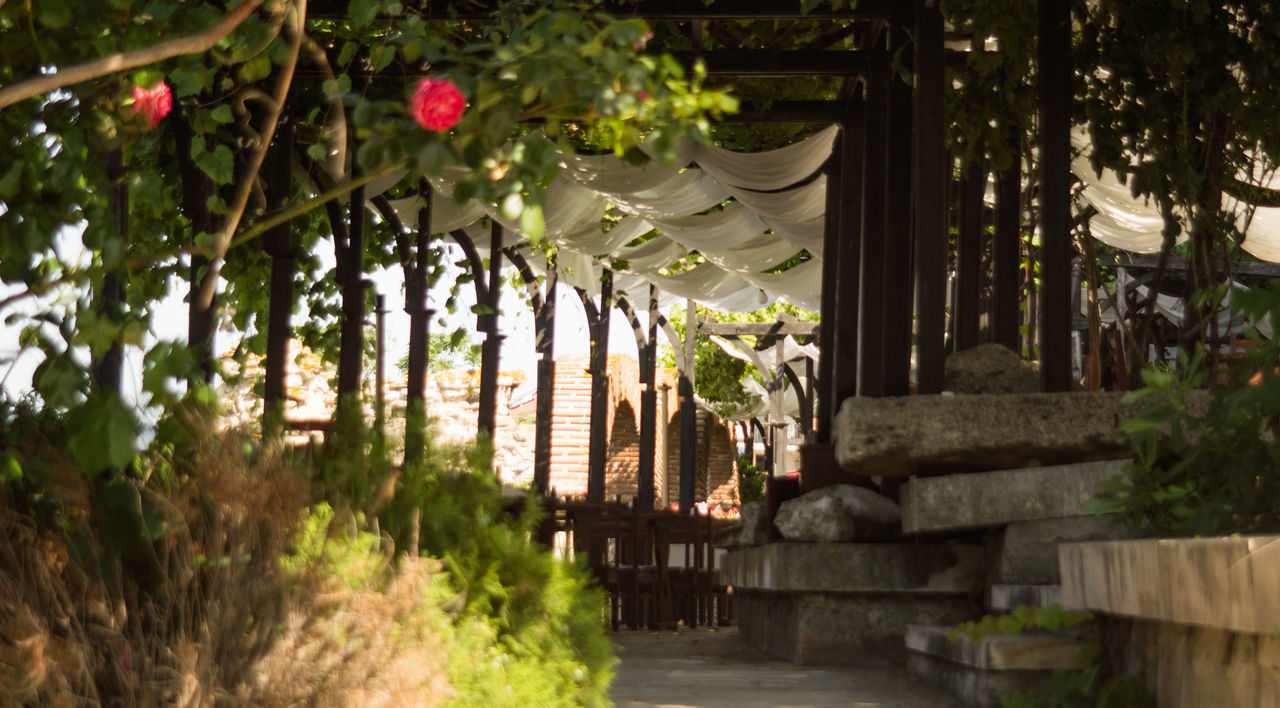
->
[610,627,958,708]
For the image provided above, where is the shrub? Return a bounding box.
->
[1092,285,1280,537]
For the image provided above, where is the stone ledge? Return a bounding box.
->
[900,460,1127,533]
[738,591,975,665]
[905,624,1084,671]
[1059,536,1280,634]
[723,542,983,595]
[835,392,1140,477]
[988,585,1063,613]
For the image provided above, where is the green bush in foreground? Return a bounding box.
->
[380,442,616,707]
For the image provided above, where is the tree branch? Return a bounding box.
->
[196,0,305,309]
[0,0,266,111]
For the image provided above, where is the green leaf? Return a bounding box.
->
[349,0,380,28]
[239,54,273,83]
[66,393,138,474]
[210,105,233,123]
[169,65,206,98]
[0,162,23,199]
[36,2,73,28]
[519,202,545,241]
[194,143,235,186]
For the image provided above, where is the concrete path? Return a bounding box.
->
[610,627,958,708]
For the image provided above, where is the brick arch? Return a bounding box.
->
[663,408,739,506]
[604,400,641,501]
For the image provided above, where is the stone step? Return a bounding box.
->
[900,459,1127,534]
[725,542,984,665]
[905,624,1087,708]
[992,515,1129,585]
[987,584,1063,613]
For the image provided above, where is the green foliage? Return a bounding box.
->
[661,301,817,419]
[379,442,615,707]
[949,604,1094,643]
[1090,287,1280,536]
[398,331,483,373]
[950,606,1152,708]
[737,454,765,503]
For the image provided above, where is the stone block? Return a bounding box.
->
[900,460,1127,533]
[991,515,1126,585]
[1059,535,1280,634]
[724,542,984,595]
[774,485,901,542]
[736,591,977,666]
[834,392,1140,477]
[906,624,1084,707]
[945,343,1041,395]
[988,584,1063,613]
[1101,617,1280,708]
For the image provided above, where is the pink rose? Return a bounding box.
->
[410,78,466,132]
[131,82,172,129]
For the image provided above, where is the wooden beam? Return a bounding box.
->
[858,50,890,398]
[880,21,913,397]
[679,298,697,512]
[815,145,841,443]
[1039,0,1072,392]
[696,321,820,337]
[666,50,869,77]
[476,222,503,439]
[993,155,1023,352]
[955,155,986,353]
[1098,252,1280,279]
[912,0,947,395]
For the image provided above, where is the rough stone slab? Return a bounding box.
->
[774,485,901,542]
[945,343,1041,395]
[988,585,1063,613]
[736,591,976,665]
[713,501,774,548]
[723,542,984,595]
[906,624,1086,707]
[905,624,1083,671]
[834,392,1142,477]
[1060,536,1280,634]
[900,460,1127,533]
[991,515,1128,585]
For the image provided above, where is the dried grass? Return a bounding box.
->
[0,428,451,707]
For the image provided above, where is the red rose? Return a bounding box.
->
[130,82,172,129]
[410,78,466,132]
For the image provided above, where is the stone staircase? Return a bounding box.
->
[900,459,1130,707]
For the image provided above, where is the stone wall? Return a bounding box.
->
[665,408,740,507]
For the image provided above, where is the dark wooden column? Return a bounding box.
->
[173,108,218,383]
[816,142,841,443]
[993,156,1023,352]
[881,20,914,397]
[533,254,558,494]
[93,150,127,393]
[477,223,504,439]
[584,269,612,503]
[263,119,295,432]
[402,186,433,465]
[678,298,697,511]
[858,44,890,397]
[954,153,986,352]
[1039,0,1072,391]
[831,118,864,410]
[912,0,948,394]
[336,163,366,415]
[616,287,659,511]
